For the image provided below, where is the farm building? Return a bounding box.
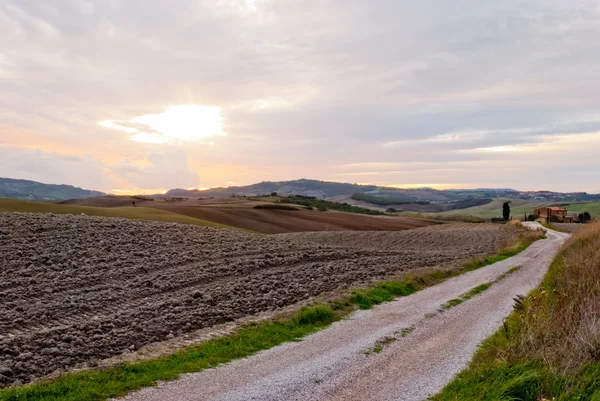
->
[534,206,574,223]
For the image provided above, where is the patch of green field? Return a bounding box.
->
[435,198,600,220]
[561,201,600,217]
[436,199,553,219]
[0,198,230,229]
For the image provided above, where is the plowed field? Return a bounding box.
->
[0,213,517,387]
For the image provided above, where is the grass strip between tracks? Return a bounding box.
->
[0,232,542,401]
[431,222,600,401]
[440,266,521,311]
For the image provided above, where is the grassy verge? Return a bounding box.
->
[0,225,543,401]
[0,199,232,229]
[431,222,600,401]
[0,306,337,401]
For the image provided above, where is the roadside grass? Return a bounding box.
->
[0,198,232,230]
[0,306,337,401]
[462,226,542,272]
[431,222,600,401]
[0,223,544,401]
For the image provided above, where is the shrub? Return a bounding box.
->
[386,208,397,213]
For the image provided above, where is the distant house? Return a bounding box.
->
[535,206,574,223]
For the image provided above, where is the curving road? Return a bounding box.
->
[118,223,569,401]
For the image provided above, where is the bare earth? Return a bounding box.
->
[0,213,513,387]
[58,196,440,234]
[117,223,569,401]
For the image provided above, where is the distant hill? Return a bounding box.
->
[162,179,600,204]
[165,179,379,199]
[0,177,105,201]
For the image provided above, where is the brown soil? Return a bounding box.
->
[0,213,516,387]
[155,205,437,233]
[58,197,439,234]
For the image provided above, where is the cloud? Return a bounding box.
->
[111,149,200,190]
[0,146,112,190]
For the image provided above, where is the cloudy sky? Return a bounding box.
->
[2,0,600,193]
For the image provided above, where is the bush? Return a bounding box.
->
[527,214,538,221]
[386,208,397,213]
[491,217,506,223]
[270,192,277,197]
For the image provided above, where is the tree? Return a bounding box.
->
[502,202,511,221]
[578,211,592,223]
[271,192,278,197]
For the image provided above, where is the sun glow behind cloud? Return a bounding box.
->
[100,105,226,144]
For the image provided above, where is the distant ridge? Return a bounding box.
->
[162,179,600,203]
[0,177,105,201]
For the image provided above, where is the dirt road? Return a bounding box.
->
[118,223,568,401]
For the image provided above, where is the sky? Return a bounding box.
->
[1,0,600,194]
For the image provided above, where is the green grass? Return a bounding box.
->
[434,199,552,219]
[431,362,600,401]
[0,305,336,401]
[349,281,418,310]
[560,201,600,217]
[441,283,492,310]
[0,198,231,229]
[462,242,533,272]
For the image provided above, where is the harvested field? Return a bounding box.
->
[0,213,518,387]
[60,196,440,234]
[278,223,510,253]
[150,204,437,234]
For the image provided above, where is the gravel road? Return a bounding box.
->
[118,223,569,401]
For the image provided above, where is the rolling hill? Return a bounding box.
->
[0,177,105,201]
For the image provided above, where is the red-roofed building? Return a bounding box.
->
[534,206,574,223]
